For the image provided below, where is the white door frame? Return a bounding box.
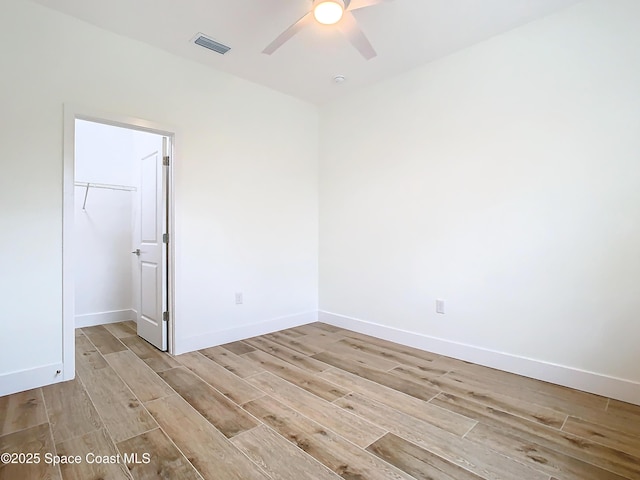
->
[62,104,176,380]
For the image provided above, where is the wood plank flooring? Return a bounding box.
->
[1,322,639,480]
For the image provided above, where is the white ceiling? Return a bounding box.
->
[30,0,582,104]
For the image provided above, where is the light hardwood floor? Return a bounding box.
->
[1,321,639,480]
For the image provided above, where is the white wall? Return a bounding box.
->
[319,0,640,402]
[0,0,318,394]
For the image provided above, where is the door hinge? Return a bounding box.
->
[163,233,169,243]
[163,155,170,166]
[163,311,169,323]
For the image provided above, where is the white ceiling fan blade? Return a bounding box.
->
[336,10,377,60]
[348,0,393,11]
[262,12,314,55]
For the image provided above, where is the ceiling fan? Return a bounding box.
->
[263,0,392,60]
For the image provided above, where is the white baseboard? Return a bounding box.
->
[75,309,137,328]
[175,311,318,355]
[319,311,640,406]
[0,362,66,397]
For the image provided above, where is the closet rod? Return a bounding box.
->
[74,181,137,211]
[74,181,137,192]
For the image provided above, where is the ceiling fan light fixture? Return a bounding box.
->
[313,0,345,25]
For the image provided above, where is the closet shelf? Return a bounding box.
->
[74,181,137,210]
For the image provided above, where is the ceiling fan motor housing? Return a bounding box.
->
[313,0,349,7]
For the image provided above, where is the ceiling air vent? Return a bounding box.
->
[192,33,230,55]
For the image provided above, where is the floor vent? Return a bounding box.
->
[192,33,230,55]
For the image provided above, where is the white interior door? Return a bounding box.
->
[135,139,168,350]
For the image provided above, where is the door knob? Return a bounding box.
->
[131,249,141,256]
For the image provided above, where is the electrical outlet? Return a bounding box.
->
[235,292,243,305]
[436,299,445,314]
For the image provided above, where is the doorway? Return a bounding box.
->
[62,106,175,379]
